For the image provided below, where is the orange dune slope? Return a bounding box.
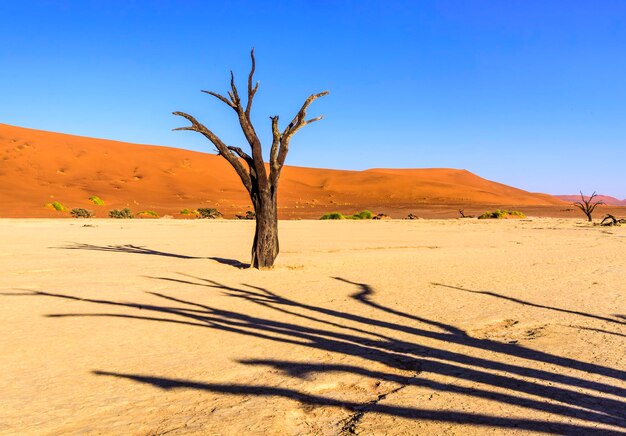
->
[0,123,565,218]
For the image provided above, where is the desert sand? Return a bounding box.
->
[1,218,625,435]
[8,122,621,220]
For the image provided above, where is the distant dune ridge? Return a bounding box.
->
[0,123,575,219]
[555,194,626,206]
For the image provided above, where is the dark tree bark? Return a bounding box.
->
[600,214,626,226]
[572,191,604,222]
[173,50,328,269]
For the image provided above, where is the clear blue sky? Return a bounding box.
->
[1,1,625,198]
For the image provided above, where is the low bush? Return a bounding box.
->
[89,195,105,206]
[70,208,94,218]
[137,210,159,218]
[478,209,526,219]
[197,208,222,219]
[352,210,373,219]
[180,208,197,215]
[321,210,373,220]
[46,201,67,212]
[109,208,133,219]
[320,212,345,220]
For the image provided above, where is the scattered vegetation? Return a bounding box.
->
[235,211,256,220]
[197,208,223,219]
[478,209,526,219]
[89,195,105,206]
[573,191,604,222]
[352,210,373,219]
[46,201,67,212]
[109,208,134,219]
[180,208,197,216]
[70,208,94,218]
[320,210,373,220]
[406,213,421,220]
[137,210,159,218]
[320,212,346,220]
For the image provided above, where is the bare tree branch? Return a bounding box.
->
[269,91,329,187]
[246,48,259,117]
[208,52,268,190]
[282,91,329,140]
[172,111,252,192]
[201,90,236,109]
[227,145,255,169]
[305,115,324,124]
[269,115,280,172]
[229,71,241,106]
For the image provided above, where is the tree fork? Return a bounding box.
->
[173,49,328,268]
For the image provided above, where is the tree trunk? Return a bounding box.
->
[250,190,279,269]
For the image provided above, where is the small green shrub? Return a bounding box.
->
[350,210,373,219]
[180,208,197,215]
[137,210,159,218]
[197,208,223,219]
[89,195,105,206]
[109,208,133,219]
[235,210,255,220]
[70,208,94,218]
[46,201,67,212]
[320,212,346,220]
[321,210,373,220]
[478,209,526,219]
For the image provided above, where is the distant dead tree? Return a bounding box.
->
[572,191,604,222]
[600,214,626,226]
[173,50,328,269]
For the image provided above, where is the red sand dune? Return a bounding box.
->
[556,194,626,207]
[0,123,574,219]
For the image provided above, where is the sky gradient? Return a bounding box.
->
[1,1,625,198]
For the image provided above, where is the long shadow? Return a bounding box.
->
[5,278,626,434]
[334,277,466,336]
[571,325,626,338]
[55,243,248,268]
[432,283,626,326]
[92,371,626,435]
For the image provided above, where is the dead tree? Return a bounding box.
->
[600,214,626,226]
[572,191,604,222]
[173,50,328,269]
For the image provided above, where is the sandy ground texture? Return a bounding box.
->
[1,218,625,435]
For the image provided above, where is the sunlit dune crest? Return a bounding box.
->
[0,123,570,218]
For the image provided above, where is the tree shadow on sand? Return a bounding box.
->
[4,277,626,434]
[54,243,249,268]
[431,283,626,327]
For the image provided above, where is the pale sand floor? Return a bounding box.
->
[0,218,625,435]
